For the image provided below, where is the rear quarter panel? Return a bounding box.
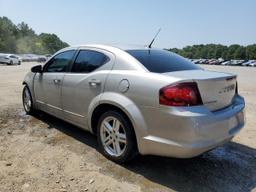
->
[104,71,181,108]
[101,71,182,154]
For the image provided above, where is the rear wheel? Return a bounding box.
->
[22,86,36,115]
[97,110,137,163]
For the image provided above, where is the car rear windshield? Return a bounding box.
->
[126,49,201,73]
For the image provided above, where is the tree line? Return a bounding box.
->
[1,16,255,59]
[168,44,256,60]
[0,16,69,55]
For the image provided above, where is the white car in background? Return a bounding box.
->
[248,61,256,67]
[0,54,21,65]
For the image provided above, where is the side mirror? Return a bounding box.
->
[31,65,42,73]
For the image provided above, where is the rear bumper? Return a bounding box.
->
[138,95,245,158]
[140,135,235,158]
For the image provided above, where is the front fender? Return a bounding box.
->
[88,92,148,153]
[22,72,37,109]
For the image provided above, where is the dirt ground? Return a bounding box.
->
[0,62,255,192]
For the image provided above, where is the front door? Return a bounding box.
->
[61,49,114,128]
[34,50,76,117]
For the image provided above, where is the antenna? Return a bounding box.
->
[148,28,161,48]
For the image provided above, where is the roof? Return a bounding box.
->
[69,44,155,51]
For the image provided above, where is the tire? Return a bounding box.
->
[97,110,137,163]
[22,86,36,115]
[18,61,21,65]
[10,60,13,65]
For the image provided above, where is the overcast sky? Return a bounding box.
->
[0,0,255,48]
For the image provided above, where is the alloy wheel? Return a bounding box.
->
[100,116,127,157]
[23,87,32,112]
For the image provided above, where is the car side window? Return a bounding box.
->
[71,50,109,73]
[44,50,75,72]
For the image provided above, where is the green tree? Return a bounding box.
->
[246,44,256,60]
[234,46,246,59]
[0,16,69,54]
[17,22,36,37]
[226,44,240,59]
[39,33,69,54]
[0,17,17,52]
[167,44,254,60]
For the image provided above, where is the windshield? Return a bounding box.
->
[126,49,201,73]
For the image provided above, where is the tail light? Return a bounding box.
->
[159,82,203,106]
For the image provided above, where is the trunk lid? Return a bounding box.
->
[163,70,237,111]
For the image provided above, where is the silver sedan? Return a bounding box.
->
[22,45,245,163]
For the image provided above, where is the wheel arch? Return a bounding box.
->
[22,72,37,109]
[88,92,148,153]
[90,103,131,134]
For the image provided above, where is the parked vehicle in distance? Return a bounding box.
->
[0,53,21,65]
[20,54,40,62]
[188,58,255,67]
[242,60,256,66]
[230,60,245,66]
[208,59,220,65]
[248,61,256,67]
[22,44,245,163]
[20,54,52,62]
[203,59,209,64]
[200,59,208,64]
[45,54,52,59]
[37,55,47,63]
[218,58,224,64]
[190,59,200,64]
[221,60,231,65]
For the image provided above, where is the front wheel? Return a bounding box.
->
[97,110,137,163]
[22,86,36,115]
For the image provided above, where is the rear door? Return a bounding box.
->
[61,48,114,128]
[34,50,76,117]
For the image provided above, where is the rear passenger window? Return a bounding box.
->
[72,50,109,73]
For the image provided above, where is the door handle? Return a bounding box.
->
[89,79,101,87]
[53,79,61,84]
